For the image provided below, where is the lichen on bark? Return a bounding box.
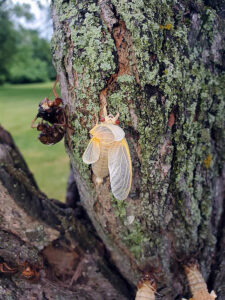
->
[51,0,225,298]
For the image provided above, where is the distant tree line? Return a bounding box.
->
[0,0,56,84]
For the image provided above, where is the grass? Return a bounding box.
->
[0,82,70,202]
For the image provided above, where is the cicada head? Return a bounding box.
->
[105,114,115,124]
[137,274,156,290]
[136,274,156,300]
[102,105,120,125]
[54,97,63,106]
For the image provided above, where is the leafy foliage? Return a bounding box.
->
[9,28,56,83]
[0,0,16,84]
[0,0,55,84]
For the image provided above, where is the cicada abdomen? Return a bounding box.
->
[92,142,110,183]
[82,106,132,200]
[184,263,217,300]
[135,275,156,300]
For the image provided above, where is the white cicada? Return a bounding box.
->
[82,106,132,200]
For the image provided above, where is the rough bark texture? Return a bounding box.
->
[0,126,132,299]
[51,0,225,299]
[1,0,224,299]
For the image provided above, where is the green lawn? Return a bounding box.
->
[0,82,70,202]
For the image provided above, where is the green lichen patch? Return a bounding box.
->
[122,220,149,259]
[109,0,225,260]
[52,0,225,273]
[107,74,138,124]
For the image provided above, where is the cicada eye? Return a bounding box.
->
[100,117,105,122]
[54,98,62,106]
[115,119,120,125]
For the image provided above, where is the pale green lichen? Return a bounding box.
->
[108,0,224,259]
[111,195,128,219]
[122,221,149,259]
[111,194,149,259]
[107,75,138,123]
[52,0,225,263]
[52,0,117,183]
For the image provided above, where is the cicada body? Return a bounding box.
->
[31,79,67,145]
[135,275,156,300]
[92,142,110,181]
[184,263,217,300]
[82,106,132,200]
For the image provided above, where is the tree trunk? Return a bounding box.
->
[51,0,225,298]
[0,0,224,299]
[0,125,132,299]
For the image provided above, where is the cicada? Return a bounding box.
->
[31,78,67,145]
[31,96,67,145]
[82,106,132,200]
[135,275,156,300]
[184,262,217,300]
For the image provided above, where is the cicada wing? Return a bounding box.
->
[90,125,115,143]
[105,124,125,141]
[82,137,100,164]
[108,138,132,200]
[90,124,125,143]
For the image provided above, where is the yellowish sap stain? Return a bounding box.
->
[203,154,212,169]
[160,23,173,30]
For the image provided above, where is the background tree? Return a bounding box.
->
[9,28,56,83]
[0,0,224,299]
[0,0,56,84]
[0,0,17,83]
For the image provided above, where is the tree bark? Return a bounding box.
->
[0,126,132,299]
[1,0,225,299]
[50,0,225,298]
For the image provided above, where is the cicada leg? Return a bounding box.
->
[31,116,38,128]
